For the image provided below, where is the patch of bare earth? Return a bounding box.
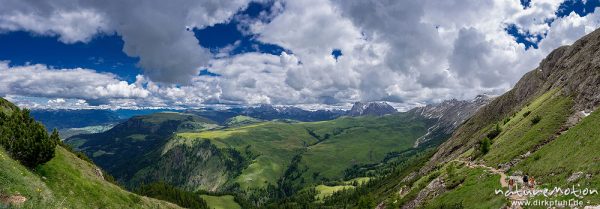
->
[0,194,27,205]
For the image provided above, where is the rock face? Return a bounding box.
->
[402,177,446,209]
[347,102,397,116]
[409,95,492,147]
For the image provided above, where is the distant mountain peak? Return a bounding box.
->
[348,101,397,116]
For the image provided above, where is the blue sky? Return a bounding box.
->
[1,0,599,109]
[0,32,141,82]
[0,1,285,83]
[507,0,600,49]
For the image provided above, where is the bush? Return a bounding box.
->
[523,111,531,117]
[486,123,501,139]
[503,117,511,124]
[0,109,57,168]
[445,164,465,189]
[480,137,491,154]
[531,115,541,125]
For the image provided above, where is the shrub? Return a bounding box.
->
[523,111,531,117]
[503,117,511,124]
[531,115,542,125]
[0,109,57,168]
[445,164,465,189]
[486,123,501,139]
[480,137,491,154]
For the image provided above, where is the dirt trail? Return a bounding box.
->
[456,160,508,187]
[455,160,526,209]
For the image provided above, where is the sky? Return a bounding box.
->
[1,0,600,110]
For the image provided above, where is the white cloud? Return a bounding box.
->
[0,0,252,84]
[0,9,111,43]
[0,61,149,103]
[538,8,600,52]
[1,0,600,109]
[48,98,66,105]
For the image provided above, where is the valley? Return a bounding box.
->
[57,96,486,208]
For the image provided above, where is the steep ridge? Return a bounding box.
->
[424,28,600,173]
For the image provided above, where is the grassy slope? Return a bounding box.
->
[0,146,179,208]
[424,166,507,208]
[224,115,263,127]
[200,195,241,209]
[483,89,573,166]
[412,90,575,208]
[414,89,600,208]
[512,109,600,204]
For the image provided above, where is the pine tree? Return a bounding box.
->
[0,108,57,168]
[51,128,60,142]
[480,137,491,154]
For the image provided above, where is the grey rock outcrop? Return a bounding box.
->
[409,95,492,147]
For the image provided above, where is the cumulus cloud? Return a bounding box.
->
[0,61,149,103]
[0,0,252,84]
[0,8,110,43]
[1,0,600,109]
[538,8,600,51]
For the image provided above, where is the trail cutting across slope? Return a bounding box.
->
[455,160,527,209]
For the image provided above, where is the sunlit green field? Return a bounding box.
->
[315,185,355,201]
[200,195,241,209]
